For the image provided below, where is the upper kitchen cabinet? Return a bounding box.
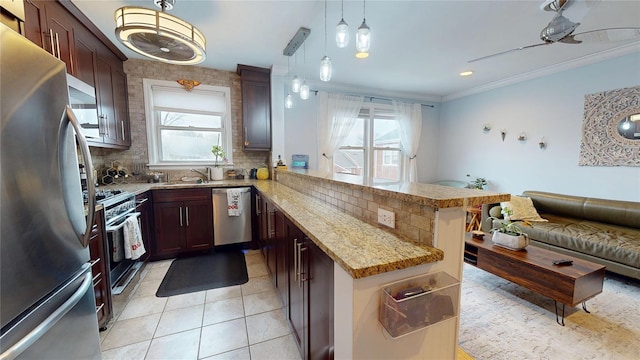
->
[24,0,130,149]
[24,0,74,74]
[237,65,272,151]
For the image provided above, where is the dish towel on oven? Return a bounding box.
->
[227,189,242,216]
[123,216,146,260]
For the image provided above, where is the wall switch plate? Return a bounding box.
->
[377,208,395,228]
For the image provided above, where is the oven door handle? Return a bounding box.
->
[105,212,140,232]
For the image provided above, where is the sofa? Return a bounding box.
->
[481,191,640,280]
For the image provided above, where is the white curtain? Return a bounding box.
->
[393,101,422,182]
[317,92,364,175]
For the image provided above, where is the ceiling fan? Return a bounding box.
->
[468,0,640,63]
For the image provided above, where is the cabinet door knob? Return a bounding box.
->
[244,127,249,146]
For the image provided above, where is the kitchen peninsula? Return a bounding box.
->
[113,170,508,359]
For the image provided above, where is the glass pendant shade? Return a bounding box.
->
[320,56,332,82]
[300,81,310,100]
[285,93,293,109]
[336,19,349,48]
[291,75,301,93]
[355,20,370,58]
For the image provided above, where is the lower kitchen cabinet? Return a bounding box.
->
[88,208,112,331]
[307,239,334,359]
[152,189,213,259]
[264,201,277,286]
[289,232,334,360]
[258,195,334,360]
[135,191,153,262]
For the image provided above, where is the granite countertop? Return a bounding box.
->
[283,169,509,208]
[252,181,444,279]
[94,179,444,278]
[91,172,510,279]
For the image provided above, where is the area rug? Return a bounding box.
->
[156,251,248,297]
[459,263,640,360]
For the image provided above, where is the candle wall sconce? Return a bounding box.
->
[500,129,506,141]
[517,132,527,141]
[482,124,491,132]
[539,137,547,149]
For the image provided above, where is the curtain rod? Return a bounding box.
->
[309,89,435,108]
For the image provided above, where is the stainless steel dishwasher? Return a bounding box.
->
[212,187,252,246]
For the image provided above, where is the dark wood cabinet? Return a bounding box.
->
[275,209,289,310]
[23,0,45,47]
[23,0,130,149]
[23,0,76,73]
[152,189,214,259]
[135,192,153,262]
[264,202,277,286]
[72,24,97,87]
[257,194,334,360]
[237,64,271,151]
[288,225,307,357]
[88,208,112,331]
[307,239,334,360]
[41,0,74,73]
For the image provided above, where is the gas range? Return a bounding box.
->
[92,189,136,225]
[95,189,131,206]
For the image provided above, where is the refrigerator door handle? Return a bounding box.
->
[0,269,93,360]
[65,106,95,248]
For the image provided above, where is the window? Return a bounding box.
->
[335,105,404,182]
[143,79,232,168]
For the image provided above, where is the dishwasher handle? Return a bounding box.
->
[211,187,252,194]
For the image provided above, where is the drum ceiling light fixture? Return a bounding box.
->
[114,0,206,65]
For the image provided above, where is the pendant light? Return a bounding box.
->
[335,0,349,48]
[285,93,294,109]
[355,0,371,59]
[291,51,301,93]
[114,0,206,65]
[285,57,293,109]
[320,0,332,82]
[300,43,310,100]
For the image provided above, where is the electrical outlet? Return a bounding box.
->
[377,208,395,228]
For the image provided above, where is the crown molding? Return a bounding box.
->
[442,42,640,102]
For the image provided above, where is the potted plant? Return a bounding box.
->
[466,175,487,190]
[211,144,227,180]
[486,207,530,250]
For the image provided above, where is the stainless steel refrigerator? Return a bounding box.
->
[0,24,101,359]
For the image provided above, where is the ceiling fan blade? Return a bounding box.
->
[468,43,550,63]
[567,27,640,43]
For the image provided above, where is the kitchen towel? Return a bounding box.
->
[123,215,146,260]
[227,189,242,216]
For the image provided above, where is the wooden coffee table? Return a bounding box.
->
[464,233,606,325]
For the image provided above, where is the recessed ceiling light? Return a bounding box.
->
[460,71,473,77]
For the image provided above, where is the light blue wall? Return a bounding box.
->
[277,52,640,201]
[437,52,640,201]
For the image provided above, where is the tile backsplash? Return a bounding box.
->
[276,171,436,247]
[89,58,269,182]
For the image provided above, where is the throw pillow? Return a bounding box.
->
[489,206,503,219]
[500,195,547,222]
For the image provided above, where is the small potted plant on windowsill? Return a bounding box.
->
[486,207,530,250]
[211,144,227,180]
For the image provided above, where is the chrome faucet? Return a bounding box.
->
[190,168,210,182]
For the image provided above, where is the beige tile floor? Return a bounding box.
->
[99,250,302,360]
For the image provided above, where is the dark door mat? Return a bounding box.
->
[156,250,248,297]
